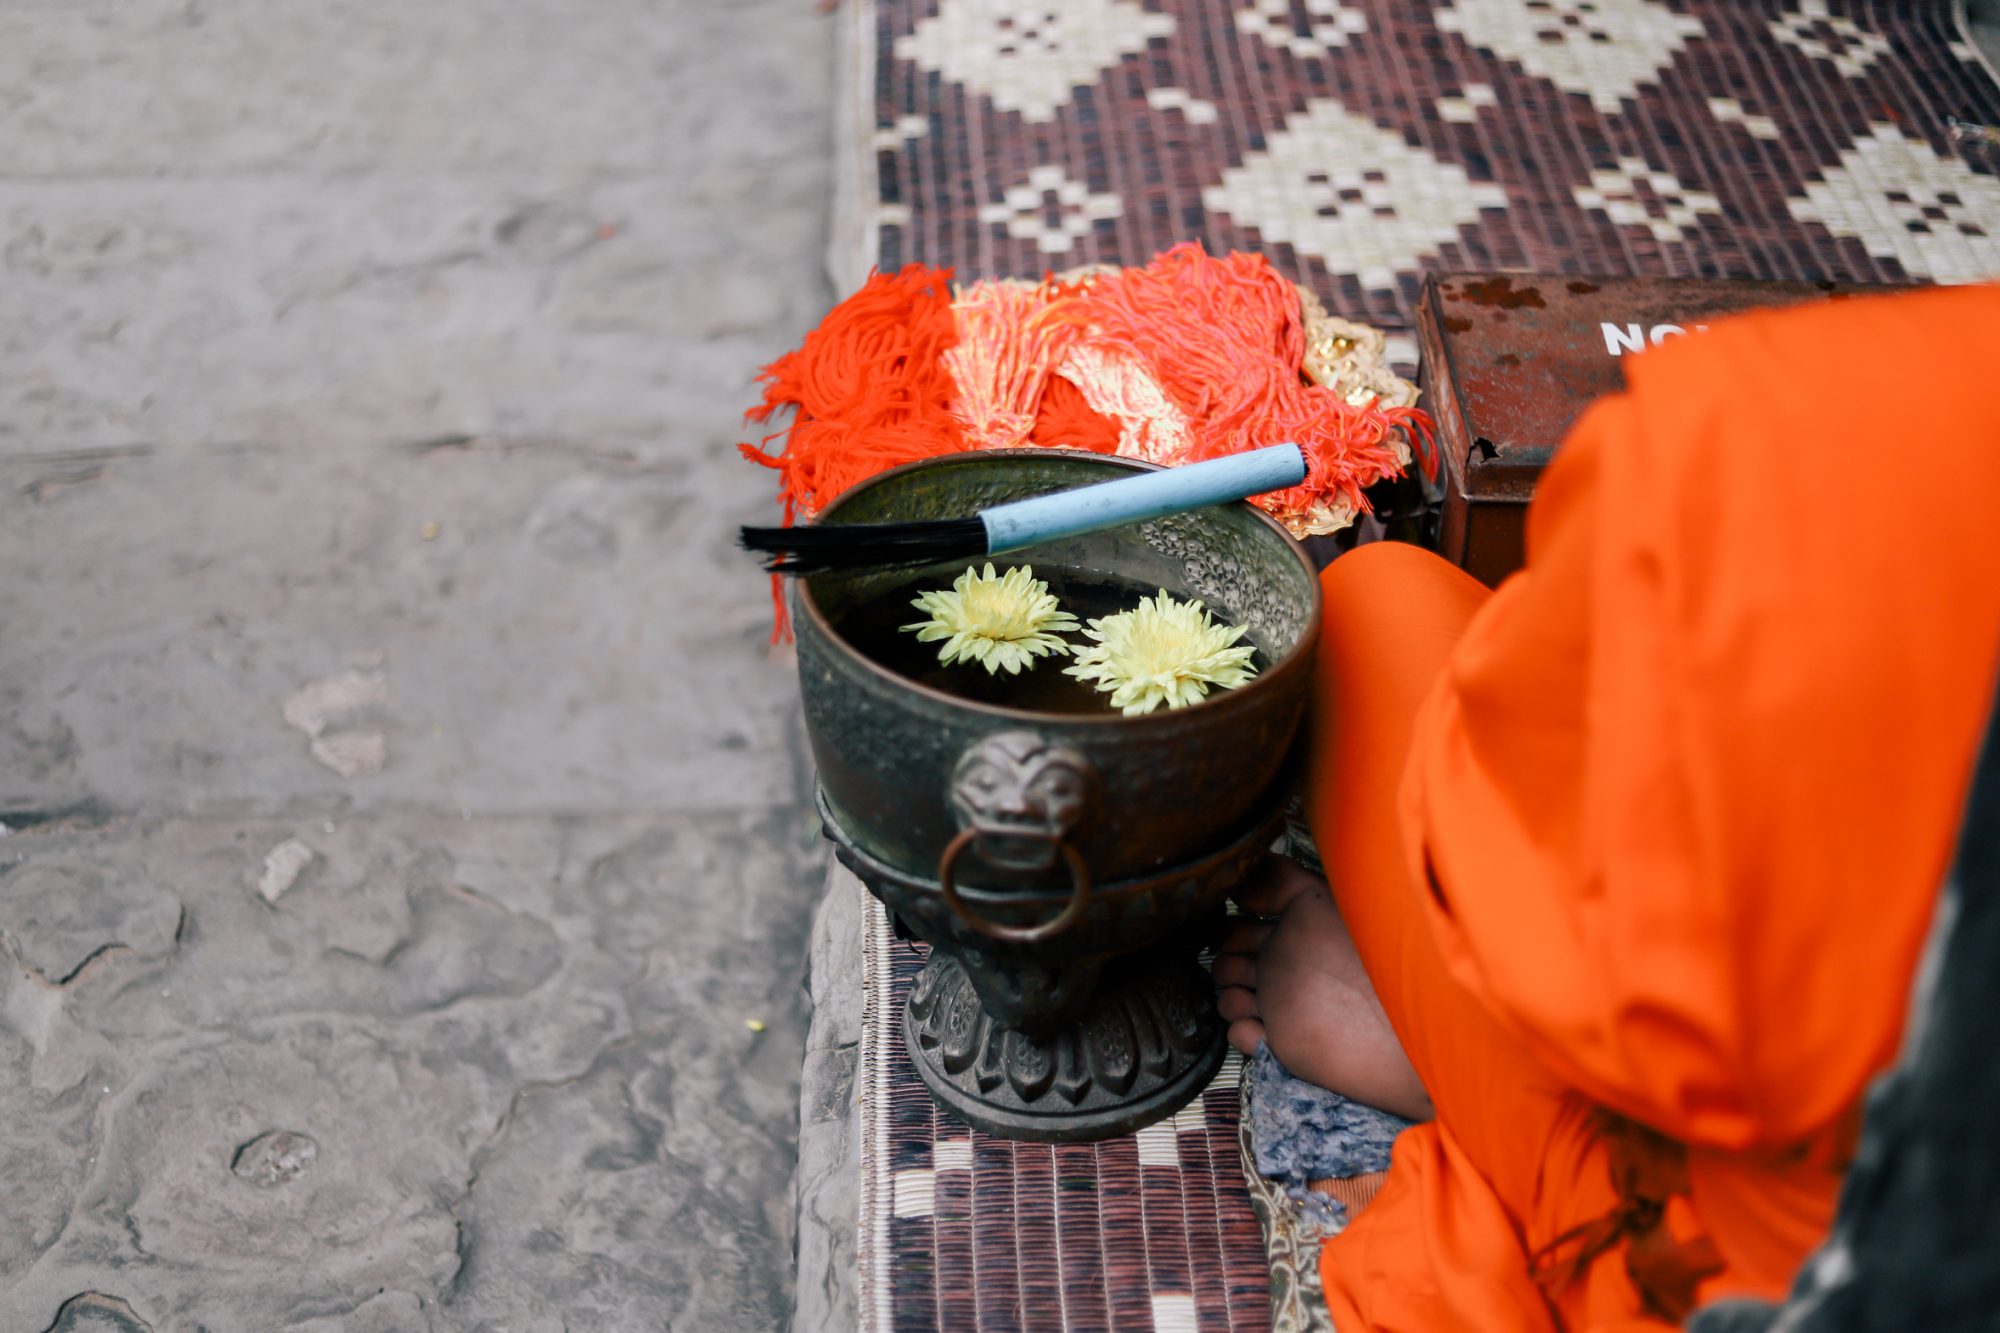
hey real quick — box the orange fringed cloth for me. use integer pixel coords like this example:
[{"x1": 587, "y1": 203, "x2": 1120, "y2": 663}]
[
  {"x1": 740, "y1": 244, "x2": 1435, "y2": 634},
  {"x1": 739, "y1": 264, "x2": 966, "y2": 529}
]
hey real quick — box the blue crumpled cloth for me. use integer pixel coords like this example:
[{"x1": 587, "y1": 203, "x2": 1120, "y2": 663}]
[{"x1": 1249, "y1": 1041, "x2": 1414, "y2": 1227}]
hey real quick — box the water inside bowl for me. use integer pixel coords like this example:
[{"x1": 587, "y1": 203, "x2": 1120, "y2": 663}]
[{"x1": 832, "y1": 564, "x2": 1266, "y2": 716}]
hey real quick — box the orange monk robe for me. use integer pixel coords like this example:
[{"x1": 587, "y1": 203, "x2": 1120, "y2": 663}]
[{"x1": 1306, "y1": 283, "x2": 2000, "y2": 1331}]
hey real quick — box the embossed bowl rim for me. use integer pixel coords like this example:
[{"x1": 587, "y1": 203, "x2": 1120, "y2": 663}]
[{"x1": 795, "y1": 447, "x2": 1324, "y2": 727}]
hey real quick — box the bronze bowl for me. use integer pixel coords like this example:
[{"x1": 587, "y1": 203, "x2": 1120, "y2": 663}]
[{"x1": 795, "y1": 449, "x2": 1321, "y2": 1140}]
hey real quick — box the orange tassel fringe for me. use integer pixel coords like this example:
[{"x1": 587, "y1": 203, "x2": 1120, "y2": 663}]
[
  {"x1": 1052, "y1": 243, "x2": 1436, "y2": 520},
  {"x1": 739, "y1": 264, "x2": 965, "y2": 637},
  {"x1": 944, "y1": 278, "x2": 1083, "y2": 450},
  {"x1": 739, "y1": 264, "x2": 965, "y2": 525},
  {"x1": 1028, "y1": 373, "x2": 1123, "y2": 455}
]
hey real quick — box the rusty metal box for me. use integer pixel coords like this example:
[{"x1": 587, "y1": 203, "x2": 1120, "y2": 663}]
[{"x1": 1418, "y1": 272, "x2": 1902, "y2": 586}]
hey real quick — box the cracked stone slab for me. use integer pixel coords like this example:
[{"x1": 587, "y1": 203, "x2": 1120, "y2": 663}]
[
  {"x1": 20, "y1": 816, "x2": 586, "y2": 1036},
  {"x1": 0, "y1": 853, "x2": 182, "y2": 985},
  {"x1": 0, "y1": 0, "x2": 835, "y2": 1327},
  {"x1": 0, "y1": 810, "x2": 825, "y2": 1328},
  {"x1": 287, "y1": 1290, "x2": 432, "y2": 1332},
  {"x1": 587, "y1": 812, "x2": 828, "y2": 1030},
  {"x1": 39, "y1": 1293, "x2": 156, "y2": 1333},
  {"x1": 0, "y1": 445, "x2": 808, "y2": 816},
  {"x1": 0, "y1": 690, "x2": 93, "y2": 818},
  {"x1": 0, "y1": 999, "x2": 109, "y2": 1295},
  {"x1": 3, "y1": 1020, "x2": 494, "y2": 1331},
  {"x1": 0, "y1": 170, "x2": 827, "y2": 459},
  {"x1": 794, "y1": 863, "x2": 866, "y2": 1333},
  {"x1": 442, "y1": 1026, "x2": 804, "y2": 1331},
  {"x1": 4, "y1": 810, "x2": 822, "y2": 1038},
  {"x1": 0, "y1": 0, "x2": 824, "y2": 180}
]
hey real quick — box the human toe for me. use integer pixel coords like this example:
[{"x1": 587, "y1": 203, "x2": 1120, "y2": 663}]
[
  {"x1": 1226, "y1": 1017, "x2": 1267, "y2": 1057},
  {"x1": 1215, "y1": 985, "x2": 1260, "y2": 1023},
  {"x1": 1211, "y1": 953, "x2": 1257, "y2": 989}
]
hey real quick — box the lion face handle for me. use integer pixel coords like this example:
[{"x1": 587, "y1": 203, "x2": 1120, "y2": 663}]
[
  {"x1": 937, "y1": 731, "x2": 1102, "y2": 946},
  {"x1": 947, "y1": 731, "x2": 1099, "y2": 872}
]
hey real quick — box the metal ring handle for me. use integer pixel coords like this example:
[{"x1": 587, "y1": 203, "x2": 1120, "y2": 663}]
[{"x1": 936, "y1": 829, "x2": 1093, "y2": 945}]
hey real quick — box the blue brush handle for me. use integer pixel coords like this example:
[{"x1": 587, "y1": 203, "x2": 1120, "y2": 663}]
[{"x1": 979, "y1": 444, "x2": 1308, "y2": 554}]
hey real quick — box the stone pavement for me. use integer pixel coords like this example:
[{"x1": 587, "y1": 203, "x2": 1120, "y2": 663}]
[{"x1": 0, "y1": 1, "x2": 836, "y2": 1328}]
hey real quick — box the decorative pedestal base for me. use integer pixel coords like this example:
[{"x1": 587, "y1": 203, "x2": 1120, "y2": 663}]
[
  {"x1": 816, "y1": 776, "x2": 1287, "y2": 1143},
  {"x1": 902, "y1": 945, "x2": 1226, "y2": 1142}
]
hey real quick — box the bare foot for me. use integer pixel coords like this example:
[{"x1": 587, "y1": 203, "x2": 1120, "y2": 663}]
[{"x1": 1214, "y1": 856, "x2": 1435, "y2": 1122}]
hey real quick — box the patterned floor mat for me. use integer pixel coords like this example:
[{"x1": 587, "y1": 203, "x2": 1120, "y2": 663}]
[
  {"x1": 856, "y1": 896, "x2": 1271, "y2": 1333},
  {"x1": 861, "y1": 0, "x2": 2000, "y2": 338},
  {"x1": 843, "y1": 6, "x2": 1999, "y2": 1329}
]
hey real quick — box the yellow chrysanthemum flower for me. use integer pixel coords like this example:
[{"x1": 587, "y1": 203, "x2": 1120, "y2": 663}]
[
  {"x1": 1065, "y1": 590, "x2": 1257, "y2": 715},
  {"x1": 901, "y1": 563, "x2": 1081, "y2": 675}
]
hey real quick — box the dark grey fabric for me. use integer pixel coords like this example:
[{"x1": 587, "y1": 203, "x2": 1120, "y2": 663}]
[{"x1": 1248, "y1": 1042, "x2": 1412, "y2": 1227}]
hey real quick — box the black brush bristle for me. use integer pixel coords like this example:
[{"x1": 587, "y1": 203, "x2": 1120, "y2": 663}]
[{"x1": 739, "y1": 517, "x2": 989, "y2": 574}]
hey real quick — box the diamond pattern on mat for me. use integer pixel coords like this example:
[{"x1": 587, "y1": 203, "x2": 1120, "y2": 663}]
[
  {"x1": 1788, "y1": 124, "x2": 2000, "y2": 282},
  {"x1": 1146, "y1": 85, "x2": 1219, "y2": 124},
  {"x1": 1708, "y1": 96, "x2": 1782, "y2": 141},
  {"x1": 1436, "y1": 0, "x2": 1706, "y2": 114},
  {"x1": 977, "y1": 163, "x2": 1125, "y2": 253},
  {"x1": 1769, "y1": 0, "x2": 1892, "y2": 79},
  {"x1": 1574, "y1": 157, "x2": 1723, "y2": 241},
  {"x1": 1236, "y1": 0, "x2": 1368, "y2": 60},
  {"x1": 871, "y1": 0, "x2": 2000, "y2": 358},
  {"x1": 1203, "y1": 99, "x2": 1507, "y2": 290},
  {"x1": 1437, "y1": 82, "x2": 1500, "y2": 123},
  {"x1": 894, "y1": 0, "x2": 1174, "y2": 123},
  {"x1": 872, "y1": 114, "x2": 931, "y2": 151}
]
